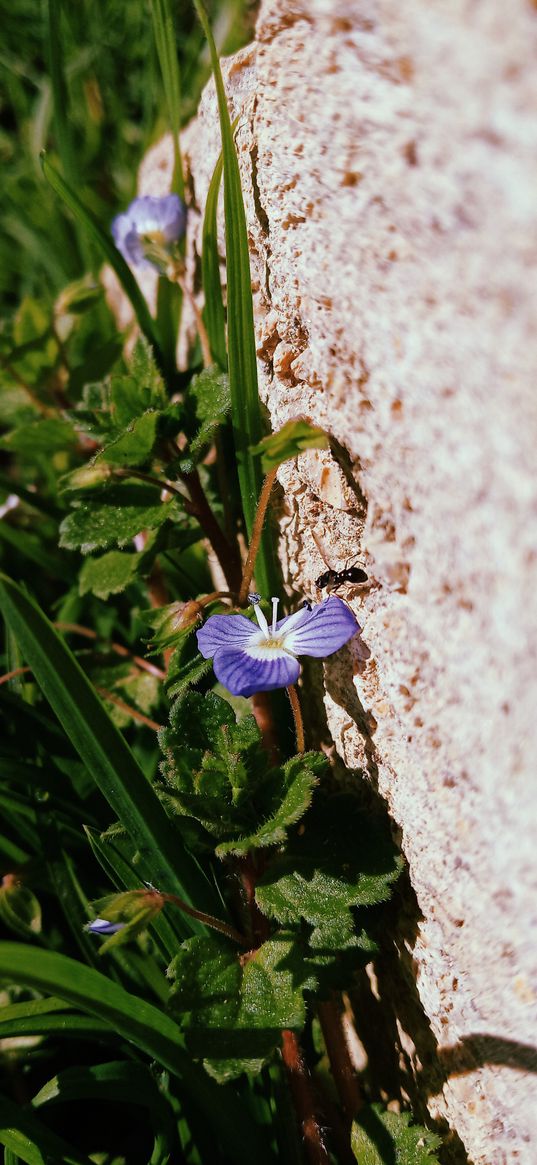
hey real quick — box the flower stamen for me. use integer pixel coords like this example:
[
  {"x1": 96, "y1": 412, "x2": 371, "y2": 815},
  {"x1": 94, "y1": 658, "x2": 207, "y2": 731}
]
[
  {"x1": 271, "y1": 597, "x2": 279, "y2": 635},
  {"x1": 251, "y1": 596, "x2": 270, "y2": 639}
]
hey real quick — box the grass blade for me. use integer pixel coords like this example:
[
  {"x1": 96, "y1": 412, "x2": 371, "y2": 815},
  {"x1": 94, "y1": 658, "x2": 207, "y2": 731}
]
[
  {"x1": 192, "y1": 0, "x2": 279, "y2": 595},
  {"x1": 0, "y1": 572, "x2": 219, "y2": 923},
  {"x1": 40, "y1": 154, "x2": 163, "y2": 361},
  {"x1": 201, "y1": 146, "x2": 227, "y2": 369},
  {"x1": 0, "y1": 944, "x2": 278, "y2": 1165},
  {"x1": 0, "y1": 1093, "x2": 90, "y2": 1165},
  {"x1": 46, "y1": 0, "x2": 76, "y2": 191},
  {"x1": 150, "y1": 0, "x2": 184, "y2": 199},
  {"x1": 0, "y1": 943, "x2": 187, "y2": 1075}
]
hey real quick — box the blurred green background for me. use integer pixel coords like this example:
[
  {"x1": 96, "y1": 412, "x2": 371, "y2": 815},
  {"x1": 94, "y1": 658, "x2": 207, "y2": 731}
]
[{"x1": 0, "y1": 0, "x2": 255, "y2": 313}]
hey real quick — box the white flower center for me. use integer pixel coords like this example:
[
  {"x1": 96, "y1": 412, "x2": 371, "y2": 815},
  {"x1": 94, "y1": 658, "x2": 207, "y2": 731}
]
[{"x1": 249, "y1": 597, "x2": 293, "y2": 656}]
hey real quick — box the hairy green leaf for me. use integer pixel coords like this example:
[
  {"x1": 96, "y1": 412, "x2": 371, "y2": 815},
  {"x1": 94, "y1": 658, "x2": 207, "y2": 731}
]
[
  {"x1": 78, "y1": 549, "x2": 145, "y2": 599},
  {"x1": 351, "y1": 1106, "x2": 442, "y2": 1165},
  {"x1": 166, "y1": 634, "x2": 212, "y2": 700},
  {"x1": 215, "y1": 753, "x2": 322, "y2": 857},
  {"x1": 168, "y1": 931, "x2": 317, "y2": 1079},
  {"x1": 97, "y1": 409, "x2": 162, "y2": 466},
  {"x1": 60, "y1": 482, "x2": 179, "y2": 553},
  {"x1": 111, "y1": 337, "x2": 168, "y2": 426},
  {"x1": 256, "y1": 795, "x2": 403, "y2": 948},
  {"x1": 188, "y1": 364, "x2": 230, "y2": 458},
  {"x1": 251, "y1": 419, "x2": 330, "y2": 474},
  {"x1": 160, "y1": 690, "x2": 324, "y2": 848}
]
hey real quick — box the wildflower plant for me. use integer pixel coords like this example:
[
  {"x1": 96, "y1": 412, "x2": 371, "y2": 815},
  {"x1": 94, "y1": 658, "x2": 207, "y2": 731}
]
[{"x1": 0, "y1": 2, "x2": 442, "y2": 1164}]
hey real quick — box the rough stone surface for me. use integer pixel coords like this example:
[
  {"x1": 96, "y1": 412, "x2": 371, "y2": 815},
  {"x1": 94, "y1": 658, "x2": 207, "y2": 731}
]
[{"x1": 138, "y1": 2, "x2": 537, "y2": 1161}]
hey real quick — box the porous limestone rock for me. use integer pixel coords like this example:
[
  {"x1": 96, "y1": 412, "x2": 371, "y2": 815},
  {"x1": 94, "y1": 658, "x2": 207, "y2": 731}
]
[{"x1": 138, "y1": 2, "x2": 537, "y2": 1161}]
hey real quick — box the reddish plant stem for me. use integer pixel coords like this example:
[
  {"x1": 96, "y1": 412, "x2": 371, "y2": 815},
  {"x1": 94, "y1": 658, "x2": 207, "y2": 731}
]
[
  {"x1": 317, "y1": 997, "x2": 364, "y2": 1123},
  {"x1": 95, "y1": 687, "x2": 163, "y2": 732},
  {"x1": 177, "y1": 464, "x2": 242, "y2": 593},
  {"x1": 0, "y1": 666, "x2": 31, "y2": 687},
  {"x1": 115, "y1": 464, "x2": 241, "y2": 595},
  {"x1": 172, "y1": 270, "x2": 213, "y2": 370},
  {"x1": 55, "y1": 622, "x2": 166, "y2": 678},
  {"x1": 286, "y1": 685, "x2": 305, "y2": 753},
  {"x1": 163, "y1": 892, "x2": 249, "y2": 948},
  {"x1": 238, "y1": 466, "x2": 278, "y2": 604},
  {"x1": 251, "y1": 690, "x2": 280, "y2": 766},
  {"x1": 239, "y1": 853, "x2": 270, "y2": 947},
  {"x1": 281, "y1": 1030, "x2": 331, "y2": 1165}
]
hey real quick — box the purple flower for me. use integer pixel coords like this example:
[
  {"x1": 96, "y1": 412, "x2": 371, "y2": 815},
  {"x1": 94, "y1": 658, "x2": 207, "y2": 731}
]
[
  {"x1": 85, "y1": 918, "x2": 126, "y2": 935},
  {"x1": 111, "y1": 194, "x2": 186, "y2": 270},
  {"x1": 196, "y1": 594, "x2": 360, "y2": 697}
]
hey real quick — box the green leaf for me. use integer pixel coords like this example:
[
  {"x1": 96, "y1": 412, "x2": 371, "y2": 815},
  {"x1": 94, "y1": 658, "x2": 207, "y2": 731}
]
[
  {"x1": 215, "y1": 753, "x2": 322, "y2": 857},
  {"x1": 0, "y1": 1093, "x2": 91, "y2": 1165},
  {"x1": 201, "y1": 147, "x2": 226, "y2": 369},
  {"x1": 188, "y1": 364, "x2": 230, "y2": 458},
  {"x1": 168, "y1": 931, "x2": 317, "y2": 1079},
  {"x1": 160, "y1": 691, "x2": 321, "y2": 848},
  {"x1": 0, "y1": 573, "x2": 221, "y2": 920},
  {"x1": 251, "y1": 419, "x2": 329, "y2": 474},
  {"x1": 192, "y1": 0, "x2": 278, "y2": 595},
  {"x1": 256, "y1": 795, "x2": 403, "y2": 948},
  {"x1": 166, "y1": 634, "x2": 212, "y2": 700},
  {"x1": 78, "y1": 548, "x2": 144, "y2": 599},
  {"x1": 159, "y1": 689, "x2": 258, "y2": 834},
  {"x1": 8, "y1": 297, "x2": 58, "y2": 384},
  {"x1": 0, "y1": 879, "x2": 42, "y2": 939},
  {"x1": 40, "y1": 155, "x2": 163, "y2": 360},
  {"x1": 59, "y1": 482, "x2": 179, "y2": 553},
  {"x1": 46, "y1": 0, "x2": 77, "y2": 191},
  {"x1": 0, "y1": 945, "x2": 277, "y2": 1165},
  {"x1": 111, "y1": 337, "x2": 168, "y2": 426},
  {"x1": 97, "y1": 409, "x2": 162, "y2": 466},
  {"x1": 351, "y1": 1106, "x2": 442, "y2": 1165},
  {"x1": 1, "y1": 418, "x2": 76, "y2": 455}
]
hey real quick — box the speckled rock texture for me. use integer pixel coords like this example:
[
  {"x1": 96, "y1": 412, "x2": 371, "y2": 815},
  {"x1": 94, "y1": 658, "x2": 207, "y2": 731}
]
[{"x1": 137, "y1": 2, "x2": 537, "y2": 1161}]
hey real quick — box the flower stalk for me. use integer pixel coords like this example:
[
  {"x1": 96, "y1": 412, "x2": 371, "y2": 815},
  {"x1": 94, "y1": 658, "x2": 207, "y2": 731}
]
[{"x1": 238, "y1": 467, "x2": 278, "y2": 605}]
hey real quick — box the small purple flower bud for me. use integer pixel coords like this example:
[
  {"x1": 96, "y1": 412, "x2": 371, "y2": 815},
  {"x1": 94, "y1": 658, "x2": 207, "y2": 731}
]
[{"x1": 85, "y1": 918, "x2": 126, "y2": 935}]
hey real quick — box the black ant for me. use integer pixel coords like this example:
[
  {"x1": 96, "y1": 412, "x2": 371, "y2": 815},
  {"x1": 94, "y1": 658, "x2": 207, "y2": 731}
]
[
  {"x1": 308, "y1": 531, "x2": 368, "y2": 597},
  {"x1": 315, "y1": 564, "x2": 368, "y2": 591}
]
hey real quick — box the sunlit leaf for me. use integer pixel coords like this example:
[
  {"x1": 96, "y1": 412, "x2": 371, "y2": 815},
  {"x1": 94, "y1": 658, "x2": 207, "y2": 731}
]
[
  {"x1": 351, "y1": 1106, "x2": 442, "y2": 1165},
  {"x1": 251, "y1": 418, "x2": 329, "y2": 474}
]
